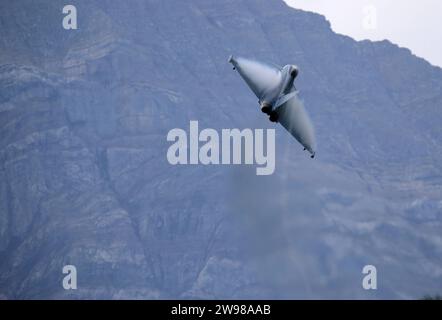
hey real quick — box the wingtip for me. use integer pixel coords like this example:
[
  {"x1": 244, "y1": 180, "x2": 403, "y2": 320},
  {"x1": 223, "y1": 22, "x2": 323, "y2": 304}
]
[{"x1": 228, "y1": 55, "x2": 234, "y2": 63}]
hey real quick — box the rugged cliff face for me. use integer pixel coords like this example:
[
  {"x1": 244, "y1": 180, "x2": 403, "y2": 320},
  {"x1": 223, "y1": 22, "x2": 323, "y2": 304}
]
[{"x1": 0, "y1": 0, "x2": 441, "y2": 299}]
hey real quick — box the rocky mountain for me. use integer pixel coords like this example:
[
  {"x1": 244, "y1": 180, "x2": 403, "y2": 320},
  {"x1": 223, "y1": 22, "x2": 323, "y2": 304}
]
[{"x1": 0, "y1": 0, "x2": 441, "y2": 299}]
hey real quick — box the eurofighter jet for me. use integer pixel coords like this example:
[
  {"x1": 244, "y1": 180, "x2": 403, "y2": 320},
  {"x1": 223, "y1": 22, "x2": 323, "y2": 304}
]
[{"x1": 228, "y1": 55, "x2": 316, "y2": 158}]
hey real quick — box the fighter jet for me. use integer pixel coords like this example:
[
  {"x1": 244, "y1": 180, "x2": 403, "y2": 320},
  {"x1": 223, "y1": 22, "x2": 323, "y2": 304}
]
[{"x1": 228, "y1": 55, "x2": 316, "y2": 158}]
